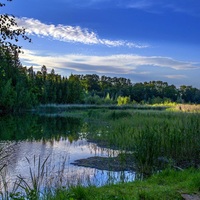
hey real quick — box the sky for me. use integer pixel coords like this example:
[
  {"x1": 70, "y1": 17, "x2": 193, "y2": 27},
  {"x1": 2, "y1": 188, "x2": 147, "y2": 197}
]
[{"x1": 1, "y1": 0, "x2": 200, "y2": 88}]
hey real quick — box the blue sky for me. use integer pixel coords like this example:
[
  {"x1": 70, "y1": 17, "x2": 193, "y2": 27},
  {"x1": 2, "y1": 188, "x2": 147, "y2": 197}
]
[{"x1": 2, "y1": 0, "x2": 200, "y2": 87}]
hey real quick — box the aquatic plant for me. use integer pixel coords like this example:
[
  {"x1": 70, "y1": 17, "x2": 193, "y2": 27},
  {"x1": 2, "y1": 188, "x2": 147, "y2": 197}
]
[{"x1": 88, "y1": 110, "x2": 200, "y2": 174}]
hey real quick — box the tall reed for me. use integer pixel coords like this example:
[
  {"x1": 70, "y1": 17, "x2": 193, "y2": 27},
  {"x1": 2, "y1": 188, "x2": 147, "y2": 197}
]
[
  {"x1": 88, "y1": 110, "x2": 200, "y2": 174},
  {"x1": 8, "y1": 155, "x2": 50, "y2": 199}
]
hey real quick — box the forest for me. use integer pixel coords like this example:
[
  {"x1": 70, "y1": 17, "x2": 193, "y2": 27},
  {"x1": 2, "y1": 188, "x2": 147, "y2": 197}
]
[{"x1": 1, "y1": 48, "x2": 200, "y2": 114}]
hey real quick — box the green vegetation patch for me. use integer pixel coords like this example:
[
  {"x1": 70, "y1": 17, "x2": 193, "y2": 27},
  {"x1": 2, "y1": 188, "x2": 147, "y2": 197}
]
[
  {"x1": 86, "y1": 110, "x2": 200, "y2": 174},
  {"x1": 49, "y1": 168, "x2": 200, "y2": 200}
]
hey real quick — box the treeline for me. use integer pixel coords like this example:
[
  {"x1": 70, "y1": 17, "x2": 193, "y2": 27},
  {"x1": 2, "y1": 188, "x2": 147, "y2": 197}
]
[
  {"x1": 1, "y1": 48, "x2": 200, "y2": 113},
  {"x1": 71, "y1": 74, "x2": 200, "y2": 105},
  {"x1": 0, "y1": 48, "x2": 83, "y2": 113}
]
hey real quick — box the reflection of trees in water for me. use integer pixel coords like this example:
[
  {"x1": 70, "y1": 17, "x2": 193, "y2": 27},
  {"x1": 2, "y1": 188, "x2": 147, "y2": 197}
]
[
  {"x1": 87, "y1": 143, "x2": 118, "y2": 157},
  {"x1": 0, "y1": 114, "x2": 114, "y2": 173},
  {"x1": 0, "y1": 142, "x2": 18, "y2": 171},
  {"x1": 0, "y1": 115, "x2": 83, "y2": 142}
]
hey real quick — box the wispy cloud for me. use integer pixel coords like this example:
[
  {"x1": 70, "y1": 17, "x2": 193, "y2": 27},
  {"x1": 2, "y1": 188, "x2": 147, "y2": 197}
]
[
  {"x1": 126, "y1": 0, "x2": 153, "y2": 10},
  {"x1": 124, "y1": 0, "x2": 200, "y2": 16},
  {"x1": 140, "y1": 56, "x2": 199, "y2": 70},
  {"x1": 165, "y1": 75, "x2": 187, "y2": 79},
  {"x1": 20, "y1": 50, "x2": 200, "y2": 74},
  {"x1": 16, "y1": 17, "x2": 147, "y2": 48},
  {"x1": 57, "y1": 0, "x2": 115, "y2": 8}
]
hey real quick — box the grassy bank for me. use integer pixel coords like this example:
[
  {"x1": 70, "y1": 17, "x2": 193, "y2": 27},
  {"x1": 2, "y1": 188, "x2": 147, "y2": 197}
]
[
  {"x1": 1, "y1": 166, "x2": 199, "y2": 199},
  {"x1": 47, "y1": 168, "x2": 200, "y2": 200}
]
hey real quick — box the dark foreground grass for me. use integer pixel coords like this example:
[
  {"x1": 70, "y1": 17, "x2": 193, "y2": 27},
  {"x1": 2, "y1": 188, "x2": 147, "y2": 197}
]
[{"x1": 47, "y1": 168, "x2": 200, "y2": 200}]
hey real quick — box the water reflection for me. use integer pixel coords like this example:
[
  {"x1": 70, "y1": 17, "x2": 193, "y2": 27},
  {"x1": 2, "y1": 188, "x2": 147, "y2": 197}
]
[
  {"x1": 0, "y1": 114, "x2": 135, "y2": 189},
  {"x1": 0, "y1": 114, "x2": 82, "y2": 142}
]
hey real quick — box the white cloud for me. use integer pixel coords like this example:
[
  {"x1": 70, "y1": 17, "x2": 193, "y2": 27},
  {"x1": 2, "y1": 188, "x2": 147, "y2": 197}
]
[
  {"x1": 16, "y1": 17, "x2": 147, "y2": 48},
  {"x1": 139, "y1": 56, "x2": 199, "y2": 70},
  {"x1": 165, "y1": 75, "x2": 187, "y2": 79},
  {"x1": 20, "y1": 50, "x2": 200, "y2": 75}
]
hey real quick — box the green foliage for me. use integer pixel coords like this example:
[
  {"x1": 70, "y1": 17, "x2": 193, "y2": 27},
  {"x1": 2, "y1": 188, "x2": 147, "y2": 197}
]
[
  {"x1": 104, "y1": 93, "x2": 113, "y2": 104},
  {"x1": 117, "y1": 96, "x2": 130, "y2": 106},
  {"x1": 0, "y1": 47, "x2": 38, "y2": 113},
  {"x1": 84, "y1": 94, "x2": 103, "y2": 105},
  {"x1": 0, "y1": 0, "x2": 31, "y2": 52},
  {"x1": 67, "y1": 75, "x2": 84, "y2": 103},
  {"x1": 0, "y1": 79, "x2": 16, "y2": 112}
]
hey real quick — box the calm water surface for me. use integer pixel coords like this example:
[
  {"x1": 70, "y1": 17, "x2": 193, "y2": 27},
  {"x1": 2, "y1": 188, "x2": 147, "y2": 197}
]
[{"x1": 0, "y1": 114, "x2": 135, "y2": 189}]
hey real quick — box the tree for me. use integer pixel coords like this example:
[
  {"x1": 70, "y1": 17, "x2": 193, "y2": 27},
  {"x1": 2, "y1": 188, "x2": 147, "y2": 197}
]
[
  {"x1": 80, "y1": 74, "x2": 101, "y2": 93},
  {"x1": 179, "y1": 85, "x2": 200, "y2": 103},
  {"x1": 0, "y1": 79, "x2": 16, "y2": 112},
  {"x1": 67, "y1": 75, "x2": 84, "y2": 103},
  {"x1": 41, "y1": 65, "x2": 47, "y2": 77},
  {"x1": 0, "y1": 0, "x2": 31, "y2": 52},
  {"x1": 0, "y1": 1, "x2": 34, "y2": 113},
  {"x1": 117, "y1": 96, "x2": 130, "y2": 106}
]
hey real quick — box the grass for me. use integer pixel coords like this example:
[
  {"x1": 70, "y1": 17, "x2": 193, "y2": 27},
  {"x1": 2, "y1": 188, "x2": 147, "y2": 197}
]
[
  {"x1": 0, "y1": 155, "x2": 69, "y2": 200},
  {"x1": 0, "y1": 147, "x2": 7, "y2": 173},
  {"x1": 86, "y1": 110, "x2": 200, "y2": 174},
  {"x1": 48, "y1": 168, "x2": 200, "y2": 200},
  {"x1": 0, "y1": 155, "x2": 49, "y2": 200},
  {"x1": 169, "y1": 104, "x2": 200, "y2": 112},
  {"x1": 37, "y1": 104, "x2": 168, "y2": 115},
  {"x1": 14, "y1": 156, "x2": 50, "y2": 199}
]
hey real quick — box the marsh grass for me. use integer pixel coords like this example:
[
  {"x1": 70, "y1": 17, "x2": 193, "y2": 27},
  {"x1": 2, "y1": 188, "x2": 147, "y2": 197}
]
[
  {"x1": 107, "y1": 110, "x2": 132, "y2": 120},
  {"x1": 8, "y1": 155, "x2": 50, "y2": 199},
  {"x1": 0, "y1": 155, "x2": 69, "y2": 199},
  {"x1": 88, "y1": 110, "x2": 200, "y2": 174},
  {"x1": 0, "y1": 151, "x2": 7, "y2": 173},
  {"x1": 0, "y1": 143, "x2": 14, "y2": 172},
  {"x1": 0, "y1": 153, "x2": 101, "y2": 199}
]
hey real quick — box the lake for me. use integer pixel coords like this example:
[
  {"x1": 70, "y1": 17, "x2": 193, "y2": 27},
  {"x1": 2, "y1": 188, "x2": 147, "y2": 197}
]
[{"x1": 0, "y1": 114, "x2": 135, "y2": 192}]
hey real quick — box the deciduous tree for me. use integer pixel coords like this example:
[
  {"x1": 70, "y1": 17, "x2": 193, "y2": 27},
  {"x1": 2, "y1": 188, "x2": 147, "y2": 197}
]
[{"x1": 0, "y1": 0, "x2": 31, "y2": 52}]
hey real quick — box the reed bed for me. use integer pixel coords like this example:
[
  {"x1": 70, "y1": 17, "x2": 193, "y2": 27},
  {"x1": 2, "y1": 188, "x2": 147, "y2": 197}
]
[{"x1": 88, "y1": 110, "x2": 200, "y2": 174}]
